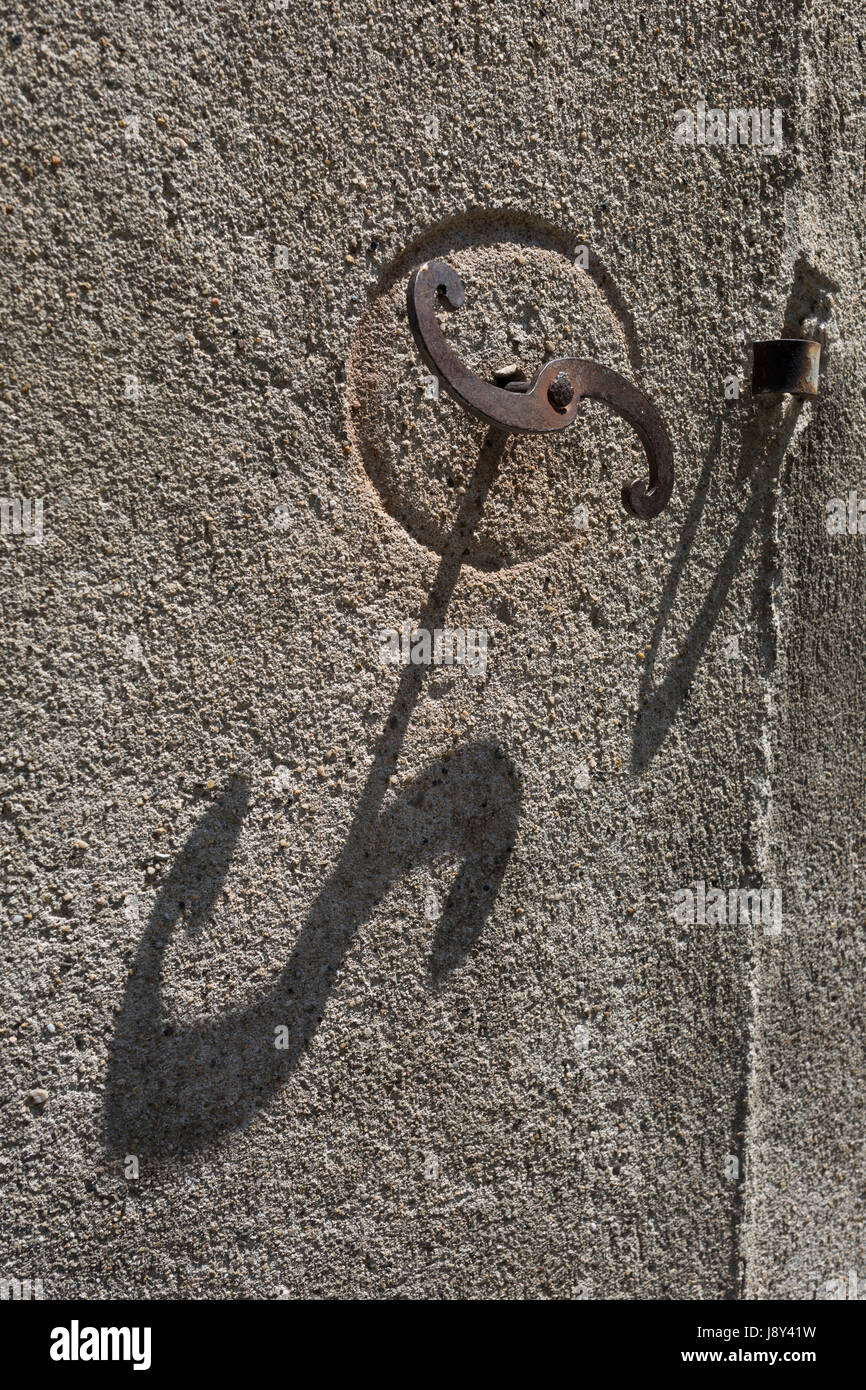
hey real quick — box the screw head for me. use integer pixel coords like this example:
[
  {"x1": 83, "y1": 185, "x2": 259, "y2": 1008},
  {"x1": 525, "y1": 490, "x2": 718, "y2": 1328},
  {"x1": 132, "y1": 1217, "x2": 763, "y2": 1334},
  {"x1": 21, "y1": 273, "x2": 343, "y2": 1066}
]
[{"x1": 547, "y1": 371, "x2": 574, "y2": 411}]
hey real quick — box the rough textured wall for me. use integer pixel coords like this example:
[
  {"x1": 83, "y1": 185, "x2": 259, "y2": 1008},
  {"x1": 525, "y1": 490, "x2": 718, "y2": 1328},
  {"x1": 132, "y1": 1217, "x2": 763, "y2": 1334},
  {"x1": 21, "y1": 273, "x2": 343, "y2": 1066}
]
[
  {"x1": 0, "y1": 0, "x2": 861, "y2": 1299},
  {"x1": 742, "y1": 1, "x2": 866, "y2": 1299}
]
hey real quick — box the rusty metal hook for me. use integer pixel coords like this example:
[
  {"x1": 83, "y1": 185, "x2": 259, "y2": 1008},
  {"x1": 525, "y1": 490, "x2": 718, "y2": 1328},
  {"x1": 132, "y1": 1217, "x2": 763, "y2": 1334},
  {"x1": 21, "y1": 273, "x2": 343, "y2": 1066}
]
[
  {"x1": 408, "y1": 258, "x2": 674, "y2": 519},
  {"x1": 751, "y1": 339, "x2": 821, "y2": 398}
]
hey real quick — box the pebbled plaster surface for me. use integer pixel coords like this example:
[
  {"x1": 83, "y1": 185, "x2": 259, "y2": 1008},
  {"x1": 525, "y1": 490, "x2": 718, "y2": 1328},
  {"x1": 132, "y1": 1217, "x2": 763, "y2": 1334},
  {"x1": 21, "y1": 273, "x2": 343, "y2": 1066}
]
[{"x1": 0, "y1": 1, "x2": 862, "y2": 1299}]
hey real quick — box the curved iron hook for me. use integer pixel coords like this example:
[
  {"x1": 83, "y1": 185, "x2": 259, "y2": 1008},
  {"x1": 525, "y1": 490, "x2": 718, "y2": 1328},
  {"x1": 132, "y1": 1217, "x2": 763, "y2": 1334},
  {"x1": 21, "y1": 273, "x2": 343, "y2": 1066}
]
[{"x1": 407, "y1": 258, "x2": 674, "y2": 519}]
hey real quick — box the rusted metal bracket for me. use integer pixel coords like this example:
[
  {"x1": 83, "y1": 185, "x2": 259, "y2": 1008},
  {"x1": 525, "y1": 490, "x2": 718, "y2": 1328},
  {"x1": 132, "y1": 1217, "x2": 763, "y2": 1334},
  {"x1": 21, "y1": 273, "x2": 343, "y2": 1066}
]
[
  {"x1": 407, "y1": 258, "x2": 674, "y2": 519},
  {"x1": 751, "y1": 339, "x2": 821, "y2": 398}
]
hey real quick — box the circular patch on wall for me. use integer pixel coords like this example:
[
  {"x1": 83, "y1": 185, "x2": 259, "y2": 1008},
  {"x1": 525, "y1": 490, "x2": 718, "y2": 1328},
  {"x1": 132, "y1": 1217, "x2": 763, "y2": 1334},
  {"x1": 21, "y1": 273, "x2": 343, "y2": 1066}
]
[{"x1": 348, "y1": 217, "x2": 645, "y2": 571}]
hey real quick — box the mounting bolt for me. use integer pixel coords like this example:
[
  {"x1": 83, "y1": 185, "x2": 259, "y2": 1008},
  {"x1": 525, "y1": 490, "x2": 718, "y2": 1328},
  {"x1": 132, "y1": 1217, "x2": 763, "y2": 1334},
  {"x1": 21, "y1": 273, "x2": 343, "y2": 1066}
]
[{"x1": 547, "y1": 371, "x2": 574, "y2": 411}]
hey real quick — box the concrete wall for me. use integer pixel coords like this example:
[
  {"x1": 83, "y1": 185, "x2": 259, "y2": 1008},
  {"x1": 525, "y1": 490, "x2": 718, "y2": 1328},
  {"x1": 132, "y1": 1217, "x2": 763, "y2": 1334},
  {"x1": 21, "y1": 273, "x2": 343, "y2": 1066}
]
[{"x1": 1, "y1": 0, "x2": 862, "y2": 1299}]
